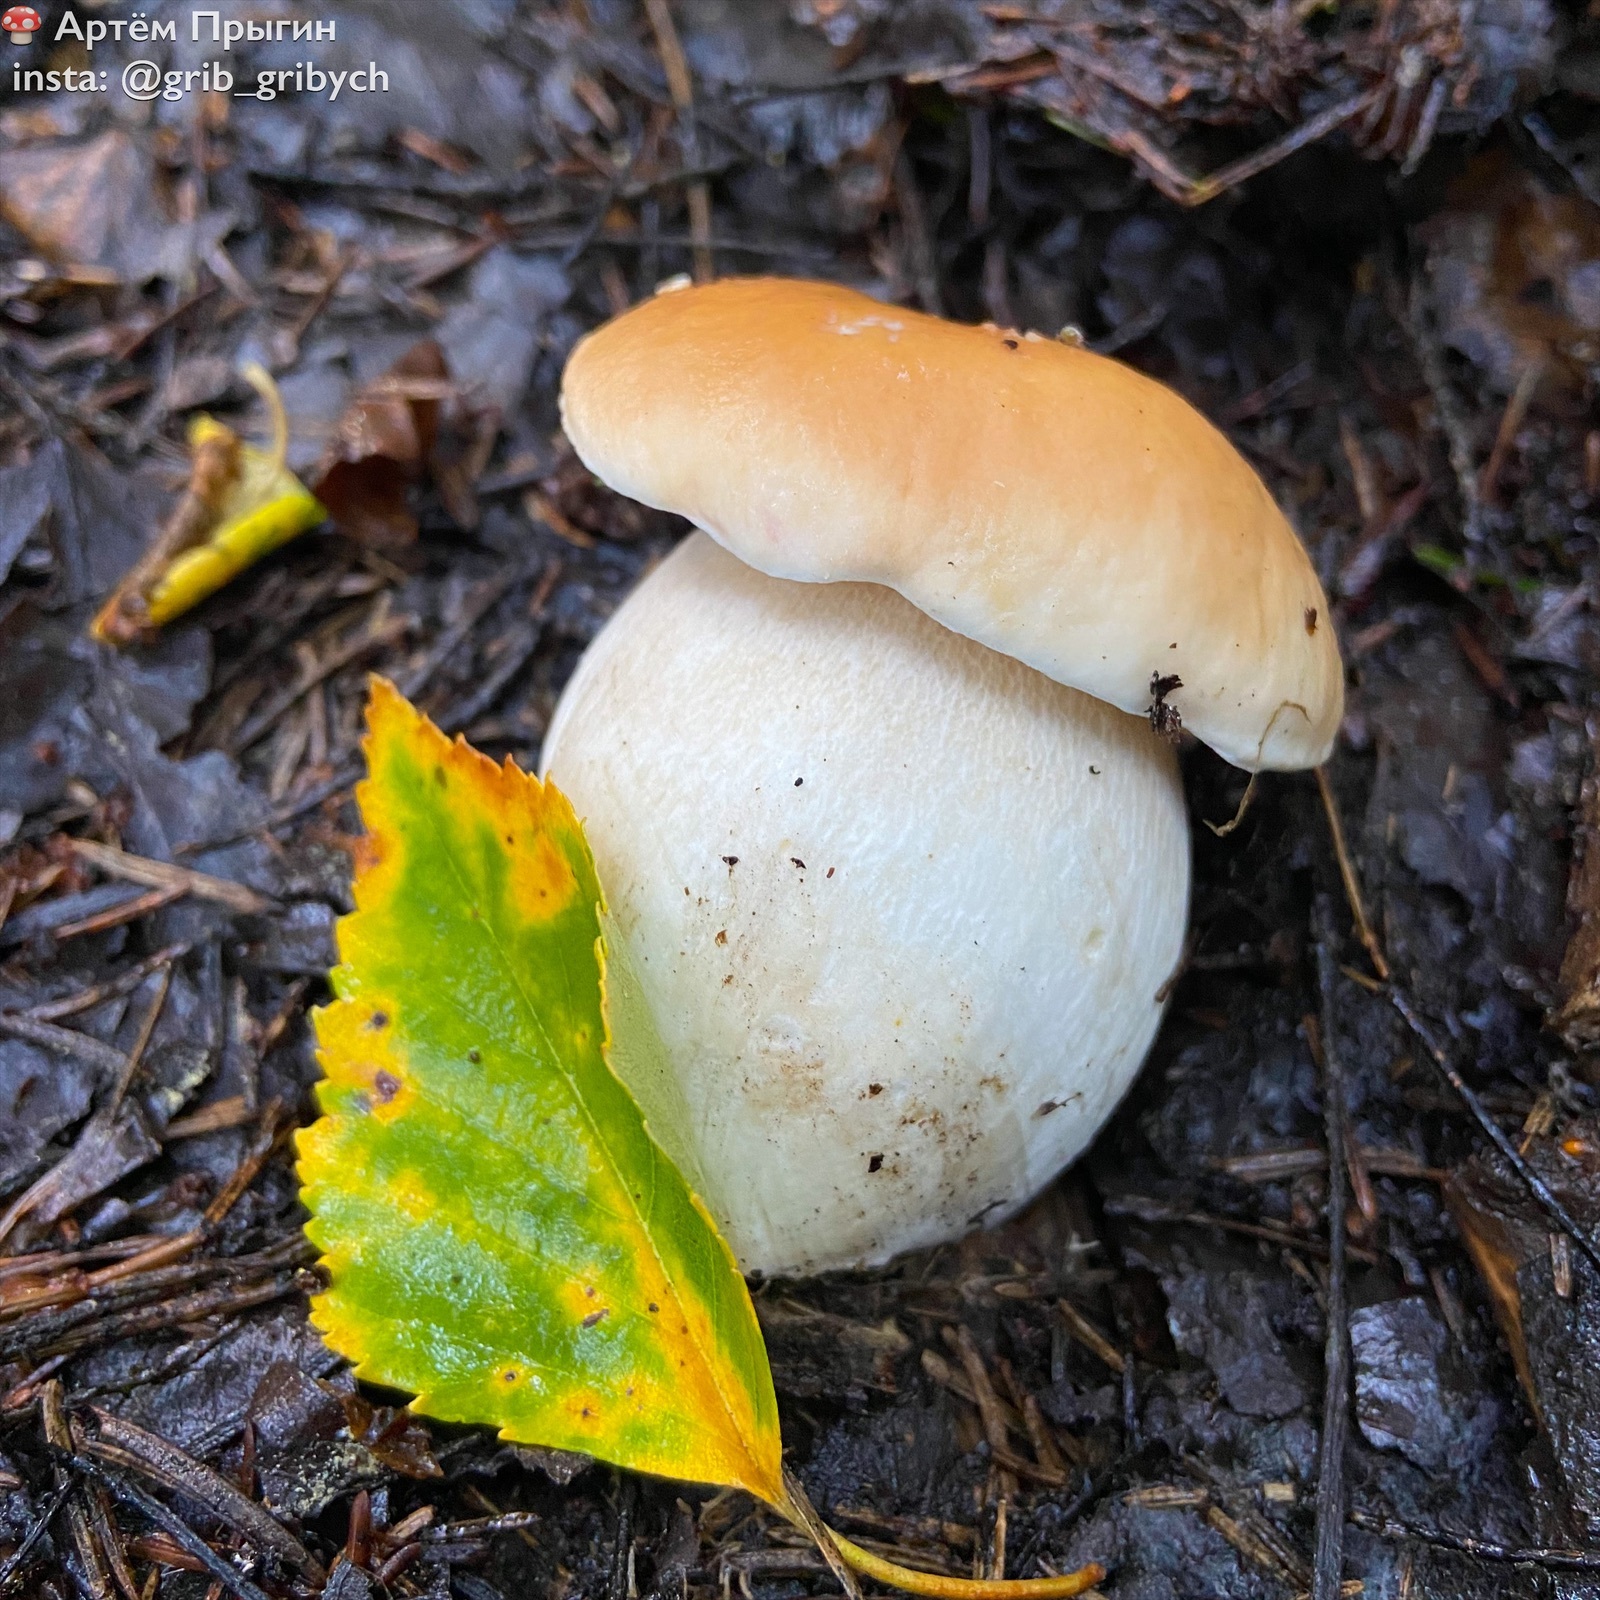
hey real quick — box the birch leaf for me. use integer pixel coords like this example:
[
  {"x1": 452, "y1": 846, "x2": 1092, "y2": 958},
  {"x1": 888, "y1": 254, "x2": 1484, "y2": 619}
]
[
  {"x1": 298, "y1": 680, "x2": 1108, "y2": 1600},
  {"x1": 298, "y1": 679, "x2": 784, "y2": 1503}
]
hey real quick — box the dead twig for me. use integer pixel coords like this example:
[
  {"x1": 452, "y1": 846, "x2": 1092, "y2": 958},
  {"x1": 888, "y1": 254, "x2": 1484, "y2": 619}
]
[
  {"x1": 6, "y1": 1102, "x2": 292, "y2": 1318},
  {"x1": 1216, "y1": 1144, "x2": 1446, "y2": 1185},
  {"x1": 0, "y1": 1013, "x2": 129, "y2": 1078},
  {"x1": 0, "y1": 1476, "x2": 76, "y2": 1593},
  {"x1": 0, "y1": 965, "x2": 174, "y2": 1249},
  {"x1": 1054, "y1": 1299, "x2": 1124, "y2": 1375},
  {"x1": 948, "y1": 1325, "x2": 1018, "y2": 1499},
  {"x1": 1315, "y1": 766, "x2": 1389, "y2": 980},
  {"x1": 1349, "y1": 1508, "x2": 1600, "y2": 1571},
  {"x1": 164, "y1": 1095, "x2": 255, "y2": 1140},
  {"x1": 1102, "y1": 1196, "x2": 1381, "y2": 1265},
  {"x1": 67, "y1": 840, "x2": 271, "y2": 918},
  {"x1": 106, "y1": 961, "x2": 172, "y2": 1119},
  {"x1": 25, "y1": 944, "x2": 191, "y2": 1023},
  {"x1": 53, "y1": 885, "x2": 186, "y2": 942},
  {"x1": 921, "y1": 1349, "x2": 1022, "y2": 1430},
  {"x1": 397, "y1": 566, "x2": 527, "y2": 704},
  {"x1": 829, "y1": 1507, "x2": 976, "y2": 1554},
  {"x1": 1119, "y1": 91, "x2": 1376, "y2": 208},
  {"x1": 1390, "y1": 988, "x2": 1600, "y2": 1278},
  {"x1": 83, "y1": 1410, "x2": 324, "y2": 1584},
  {"x1": 41, "y1": 1381, "x2": 115, "y2": 1600},
  {"x1": 780, "y1": 1467, "x2": 865, "y2": 1600},
  {"x1": 1478, "y1": 359, "x2": 1544, "y2": 506},
  {"x1": 67, "y1": 1455, "x2": 273, "y2": 1600},
  {"x1": 1310, "y1": 900, "x2": 1350, "y2": 1600},
  {"x1": 230, "y1": 605, "x2": 408, "y2": 754},
  {"x1": 423, "y1": 1511, "x2": 540, "y2": 1543},
  {"x1": 642, "y1": 0, "x2": 713, "y2": 284},
  {"x1": 1207, "y1": 1504, "x2": 1297, "y2": 1584},
  {"x1": 4, "y1": 1256, "x2": 314, "y2": 1366}
]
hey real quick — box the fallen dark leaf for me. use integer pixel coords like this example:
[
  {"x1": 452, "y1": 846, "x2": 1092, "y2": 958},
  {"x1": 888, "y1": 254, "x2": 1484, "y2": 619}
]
[
  {"x1": 0, "y1": 129, "x2": 232, "y2": 285},
  {"x1": 1349, "y1": 1297, "x2": 1500, "y2": 1473},
  {"x1": 1423, "y1": 151, "x2": 1600, "y2": 406},
  {"x1": 310, "y1": 339, "x2": 450, "y2": 550},
  {"x1": 340, "y1": 1393, "x2": 442, "y2": 1480}
]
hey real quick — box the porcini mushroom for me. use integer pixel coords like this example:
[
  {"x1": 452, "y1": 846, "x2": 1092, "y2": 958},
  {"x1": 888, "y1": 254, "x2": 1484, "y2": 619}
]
[
  {"x1": 2, "y1": 6, "x2": 39, "y2": 43},
  {"x1": 543, "y1": 276, "x2": 1342, "y2": 1277}
]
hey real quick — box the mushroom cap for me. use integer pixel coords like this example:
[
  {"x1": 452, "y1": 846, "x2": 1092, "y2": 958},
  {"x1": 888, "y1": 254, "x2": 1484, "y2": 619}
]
[
  {"x1": 542, "y1": 534, "x2": 1189, "y2": 1276},
  {"x1": 561, "y1": 276, "x2": 1343, "y2": 773}
]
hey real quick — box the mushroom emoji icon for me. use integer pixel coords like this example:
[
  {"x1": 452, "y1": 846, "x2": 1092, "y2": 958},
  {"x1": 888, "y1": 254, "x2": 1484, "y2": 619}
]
[{"x1": 2, "y1": 7, "x2": 40, "y2": 43}]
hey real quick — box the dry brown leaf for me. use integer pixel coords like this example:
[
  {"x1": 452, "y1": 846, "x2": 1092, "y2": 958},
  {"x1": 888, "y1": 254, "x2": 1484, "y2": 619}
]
[
  {"x1": 309, "y1": 339, "x2": 450, "y2": 549},
  {"x1": 1424, "y1": 151, "x2": 1600, "y2": 406}
]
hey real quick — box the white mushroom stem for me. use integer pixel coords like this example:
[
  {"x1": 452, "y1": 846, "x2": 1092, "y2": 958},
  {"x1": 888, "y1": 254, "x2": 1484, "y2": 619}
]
[{"x1": 542, "y1": 534, "x2": 1190, "y2": 1277}]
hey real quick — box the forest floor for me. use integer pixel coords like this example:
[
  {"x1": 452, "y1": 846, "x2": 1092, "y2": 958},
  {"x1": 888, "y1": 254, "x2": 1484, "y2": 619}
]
[{"x1": 1, "y1": 1, "x2": 1599, "y2": 1596}]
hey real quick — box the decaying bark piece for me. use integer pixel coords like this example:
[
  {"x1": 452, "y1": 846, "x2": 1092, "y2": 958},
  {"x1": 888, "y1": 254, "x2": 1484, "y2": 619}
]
[
  {"x1": 1552, "y1": 725, "x2": 1600, "y2": 1049},
  {"x1": 1446, "y1": 1121, "x2": 1600, "y2": 1540}
]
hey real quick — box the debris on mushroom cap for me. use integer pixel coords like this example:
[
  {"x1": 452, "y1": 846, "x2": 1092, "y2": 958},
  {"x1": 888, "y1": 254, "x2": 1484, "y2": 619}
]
[{"x1": 561, "y1": 276, "x2": 1345, "y2": 774}]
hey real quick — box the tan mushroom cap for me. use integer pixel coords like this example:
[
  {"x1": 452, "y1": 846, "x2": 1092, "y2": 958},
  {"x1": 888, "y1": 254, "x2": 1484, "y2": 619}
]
[{"x1": 561, "y1": 276, "x2": 1343, "y2": 772}]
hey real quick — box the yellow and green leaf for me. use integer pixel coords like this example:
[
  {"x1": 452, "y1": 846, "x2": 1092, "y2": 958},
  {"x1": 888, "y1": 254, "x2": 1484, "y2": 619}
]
[
  {"x1": 298, "y1": 679, "x2": 783, "y2": 1503},
  {"x1": 299, "y1": 681, "x2": 1107, "y2": 1600}
]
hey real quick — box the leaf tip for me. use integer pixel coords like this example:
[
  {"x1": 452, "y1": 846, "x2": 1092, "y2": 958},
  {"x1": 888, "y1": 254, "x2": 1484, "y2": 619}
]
[{"x1": 362, "y1": 672, "x2": 414, "y2": 746}]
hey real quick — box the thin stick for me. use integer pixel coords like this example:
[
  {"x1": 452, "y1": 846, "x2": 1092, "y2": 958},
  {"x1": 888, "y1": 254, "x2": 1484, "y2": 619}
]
[
  {"x1": 229, "y1": 610, "x2": 408, "y2": 754},
  {"x1": 1054, "y1": 1299, "x2": 1124, "y2": 1374},
  {"x1": 67, "y1": 1456, "x2": 273, "y2": 1600},
  {"x1": 67, "y1": 840, "x2": 271, "y2": 918},
  {"x1": 26, "y1": 944, "x2": 191, "y2": 1022},
  {"x1": 86, "y1": 1408, "x2": 323, "y2": 1582},
  {"x1": 1101, "y1": 1196, "x2": 1380, "y2": 1265},
  {"x1": 1350, "y1": 1508, "x2": 1600, "y2": 1570},
  {"x1": 1391, "y1": 987, "x2": 1600, "y2": 1277},
  {"x1": 41, "y1": 1380, "x2": 115, "y2": 1600},
  {"x1": 642, "y1": 0, "x2": 713, "y2": 284},
  {"x1": 1478, "y1": 360, "x2": 1544, "y2": 505},
  {"x1": 54, "y1": 885, "x2": 186, "y2": 941},
  {"x1": 1118, "y1": 91, "x2": 1374, "y2": 207},
  {"x1": 1311, "y1": 899, "x2": 1350, "y2": 1600},
  {"x1": 0, "y1": 1013, "x2": 129, "y2": 1077},
  {"x1": 949, "y1": 1327, "x2": 1016, "y2": 1498},
  {"x1": 0, "y1": 1475, "x2": 76, "y2": 1592},
  {"x1": 107, "y1": 961, "x2": 173, "y2": 1117},
  {"x1": 1315, "y1": 766, "x2": 1389, "y2": 979},
  {"x1": 0, "y1": 963, "x2": 174, "y2": 1249},
  {"x1": 780, "y1": 1468, "x2": 864, "y2": 1600}
]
